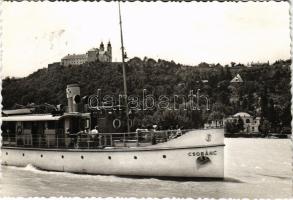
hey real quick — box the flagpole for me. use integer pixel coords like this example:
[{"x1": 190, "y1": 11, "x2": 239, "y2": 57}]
[{"x1": 118, "y1": 1, "x2": 130, "y2": 134}]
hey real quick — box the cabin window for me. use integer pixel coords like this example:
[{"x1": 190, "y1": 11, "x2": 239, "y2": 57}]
[
  {"x1": 80, "y1": 118, "x2": 89, "y2": 130},
  {"x1": 57, "y1": 120, "x2": 64, "y2": 129},
  {"x1": 85, "y1": 119, "x2": 90, "y2": 129},
  {"x1": 70, "y1": 117, "x2": 81, "y2": 133},
  {"x1": 1, "y1": 122, "x2": 17, "y2": 144},
  {"x1": 9, "y1": 122, "x2": 16, "y2": 134},
  {"x1": 1, "y1": 122, "x2": 15, "y2": 135},
  {"x1": 23, "y1": 122, "x2": 32, "y2": 129},
  {"x1": 1, "y1": 122, "x2": 8, "y2": 133},
  {"x1": 47, "y1": 121, "x2": 56, "y2": 129}
]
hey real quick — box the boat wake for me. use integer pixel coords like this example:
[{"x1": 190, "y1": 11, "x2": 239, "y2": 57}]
[
  {"x1": 256, "y1": 173, "x2": 291, "y2": 180},
  {"x1": 2, "y1": 164, "x2": 232, "y2": 185},
  {"x1": 23, "y1": 163, "x2": 40, "y2": 172},
  {"x1": 2, "y1": 164, "x2": 164, "y2": 184},
  {"x1": 4, "y1": 164, "x2": 56, "y2": 175}
]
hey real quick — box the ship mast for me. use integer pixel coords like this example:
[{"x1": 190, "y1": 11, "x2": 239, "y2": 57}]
[{"x1": 118, "y1": 1, "x2": 130, "y2": 133}]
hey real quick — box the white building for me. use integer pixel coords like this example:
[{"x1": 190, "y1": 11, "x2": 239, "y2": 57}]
[
  {"x1": 61, "y1": 54, "x2": 88, "y2": 66},
  {"x1": 61, "y1": 41, "x2": 112, "y2": 66},
  {"x1": 224, "y1": 112, "x2": 261, "y2": 133}
]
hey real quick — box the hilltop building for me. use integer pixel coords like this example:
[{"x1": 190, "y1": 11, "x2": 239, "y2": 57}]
[
  {"x1": 61, "y1": 41, "x2": 112, "y2": 66},
  {"x1": 61, "y1": 54, "x2": 87, "y2": 66}
]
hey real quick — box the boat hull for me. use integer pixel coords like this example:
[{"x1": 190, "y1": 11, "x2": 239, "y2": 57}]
[
  {"x1": 2, "y1": 145, "x2": 224, "y2": 178},
  {"x1": 2, "y1": 129, "x2": 225, "y2": 178}
]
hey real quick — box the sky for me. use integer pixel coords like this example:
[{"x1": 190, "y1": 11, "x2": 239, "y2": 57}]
[{"x1": 2, "y1": 1, "x2": 290, "y2": 77}]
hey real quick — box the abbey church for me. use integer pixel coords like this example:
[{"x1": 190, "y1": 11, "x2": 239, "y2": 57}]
[{"x1": 61, "y1": 41, "x2": 112, "y2": 66}]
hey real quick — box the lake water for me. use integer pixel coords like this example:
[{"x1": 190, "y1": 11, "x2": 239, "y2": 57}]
[{"x1": 1, "y1": 138, "x2": 292, "y2": 198}]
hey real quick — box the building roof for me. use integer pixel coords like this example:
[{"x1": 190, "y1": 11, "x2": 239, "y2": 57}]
[
  {"x1": 233, "y1": 112, "x2": 251, "y2": 117},
  {"x1": 231, "y1": 74, "x2": 243, "y2": 83},
  {"x1": 62, "y1": 54, "x2": 87, "y2": 60},
  {"x1": 88, "y1": 48, "x2": 98, "y2": 52}
]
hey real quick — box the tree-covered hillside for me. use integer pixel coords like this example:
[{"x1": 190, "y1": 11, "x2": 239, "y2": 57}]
[{"x1": 2, "y1": 58, "x2": 291, "y2": 131}]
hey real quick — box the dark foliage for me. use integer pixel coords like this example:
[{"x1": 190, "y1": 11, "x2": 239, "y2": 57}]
[{"x1": 2, "y1": 58, "x2": 291, "y2": 131}]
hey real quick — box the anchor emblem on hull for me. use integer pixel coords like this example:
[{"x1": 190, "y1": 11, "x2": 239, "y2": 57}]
[{"x1": 205, "y1": 134, "x2": 212, "y2": 142}]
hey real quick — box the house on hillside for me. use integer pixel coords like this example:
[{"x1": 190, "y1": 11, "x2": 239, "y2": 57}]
[
  {"x1": 224, "y1": 112, "x2": 261, "y2": 133},
  {"x1": 228, "y1": 74, "x2": 243, "y2": 104}
]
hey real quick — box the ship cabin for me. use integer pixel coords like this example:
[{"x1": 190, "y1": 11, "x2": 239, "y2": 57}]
[
  {"x1": 2, "y1": 112, "x2": 91, "y2": 149},
  {"x1": 1, "y1": 112, "x2": 184, "y2": 149}
]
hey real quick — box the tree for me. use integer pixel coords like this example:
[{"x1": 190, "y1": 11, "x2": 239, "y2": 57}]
[
  {"x1": 260, "y1": 86, "x2": 268, "y2": 118},
  {"x1": 225, "y1": 121, "x2": 239, "y2": 134},
  {"x1": 259, "y1": 118, "x2": 271, "y2": 135}
]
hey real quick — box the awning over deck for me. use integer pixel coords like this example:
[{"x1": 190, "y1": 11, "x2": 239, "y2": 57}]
[
  {"x1": 2, "y1": 108, "x2": 35, "y2": 116},
  {"x1": 1, "y1": 114, "x2": 62, "y2": 122}
]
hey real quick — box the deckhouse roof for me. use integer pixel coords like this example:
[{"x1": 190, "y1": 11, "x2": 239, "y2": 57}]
[
  {"x1": 2, "y1": 114, "x2": 62, "y2": 122},
  {"x1": 2, "y1": 112, "x2": 91, "y2": 122},
  {"x1": 2, "y1": 108, "x2": 35, "y2": 116}
]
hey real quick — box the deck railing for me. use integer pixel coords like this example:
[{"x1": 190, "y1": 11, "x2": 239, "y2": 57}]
[{"x1": 2, "y1": 129, "x2": 192, "y2": 149}]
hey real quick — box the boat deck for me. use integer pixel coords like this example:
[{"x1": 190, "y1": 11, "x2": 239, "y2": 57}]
[{"x1": 2, "y1": 129, "x2": 224, "y2": 151}]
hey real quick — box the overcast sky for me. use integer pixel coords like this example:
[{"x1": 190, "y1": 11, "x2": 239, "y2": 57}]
[{"x1": 2, "y1": 1, "x2": 290, "y2": 77}]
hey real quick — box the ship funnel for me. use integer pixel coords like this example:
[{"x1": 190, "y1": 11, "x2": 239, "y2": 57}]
[{"x1": 66, "y1": 84, "x2": 81, "y2": 112}]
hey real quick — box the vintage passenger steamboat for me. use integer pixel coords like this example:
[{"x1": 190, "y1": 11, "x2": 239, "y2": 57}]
[
  {"x1": 1, "y1": 2, "x2": 224, "y2": 178},
  {"x1": 1, "y1": 83, "x2": 224, "y2": 178}
]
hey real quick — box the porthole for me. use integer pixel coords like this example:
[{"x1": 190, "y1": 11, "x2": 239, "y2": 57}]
[
  {"x1": 61, "y1": 155, "x2": 64, "y2": 159},
  {"x1": 40, "y1": 154, "x2": 43, "y2": 158},
  {"x1": 22, "y1": 153, "x2": 25, "y2": 157},
  {"x1": 108, "y1": 156, "x2": 111, "y2": 160},
  {"x1": 134, "y1": 156, "x2": 137, "y2": 160},
  {"x1": 162, "y1": 155, "x2": 166, "y2": 159},
  {"x1": 81, "y1": 155, "x2": 84, "y2": 159},
  {"x1": 5, "y1": 152, "x2": 8, "y2": 155}
]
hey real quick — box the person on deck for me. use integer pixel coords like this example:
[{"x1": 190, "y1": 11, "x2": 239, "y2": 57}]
[
  {"x1": 149, "y1": 126, "x2": 157, "y2": 145},
  {"x1": 90, "y1": 126, "x2": 99, "y2": 137},
  {"x1": 176, "y1": 125, "x2": 182, "y2": 136},
  {"x1": 90, "y1": 126, "x2": 100, "y2": 147},
  {"x1": 66, "y1": 128, "x2": 79, "y2": 148}
]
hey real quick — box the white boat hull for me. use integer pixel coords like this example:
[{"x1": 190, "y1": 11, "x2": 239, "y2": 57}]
[{"x1": 2, "y1": 129, "x2": 224, "y2": 178}]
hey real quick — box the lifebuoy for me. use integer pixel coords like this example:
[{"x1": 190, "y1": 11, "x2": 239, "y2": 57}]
[
  {"x1": 113, "y1": 119, "x2": 121, "y2": 129},
  {"x1": 17, "y1": 126, "x2": 22, "y2": 135}
]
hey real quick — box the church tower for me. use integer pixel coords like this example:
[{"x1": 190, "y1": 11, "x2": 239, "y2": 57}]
[
  {"x1": 100, "y1": 42, "x2": 105, "y2": 52},
  {"x1": 107, "y1": 41, "x2": 112, "y2": 62}
]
